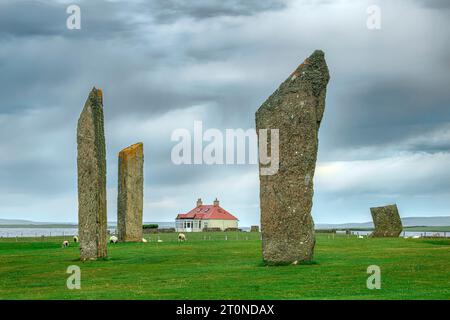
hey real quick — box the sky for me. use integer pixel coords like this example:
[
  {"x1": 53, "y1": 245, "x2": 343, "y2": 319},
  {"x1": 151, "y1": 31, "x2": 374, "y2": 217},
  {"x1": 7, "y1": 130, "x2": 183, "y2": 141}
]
[{"x1": 0, "y1": 0, "x2": 449, "y2": 225}]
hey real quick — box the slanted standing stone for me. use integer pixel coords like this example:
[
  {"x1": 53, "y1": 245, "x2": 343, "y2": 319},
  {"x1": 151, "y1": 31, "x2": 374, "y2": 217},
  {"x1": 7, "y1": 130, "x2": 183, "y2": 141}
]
[
  {"x1": 117, "y1": 143, "x2": 144, "y2": 242},
  {"x1": 77, "y1": 87, "x2": 108, "y2": 260},
  {"x1": 256, "y1": 50, "x2": 330, "y2": 264},
  {"x1": 370, "y1": 204, "x2": 403, "y2": 237}
]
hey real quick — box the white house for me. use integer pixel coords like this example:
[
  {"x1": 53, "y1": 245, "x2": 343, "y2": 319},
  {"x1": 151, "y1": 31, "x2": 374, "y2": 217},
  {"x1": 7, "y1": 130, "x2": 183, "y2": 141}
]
[{"x1": 175, "y1": 198, "x2": 239, "y2": 232}]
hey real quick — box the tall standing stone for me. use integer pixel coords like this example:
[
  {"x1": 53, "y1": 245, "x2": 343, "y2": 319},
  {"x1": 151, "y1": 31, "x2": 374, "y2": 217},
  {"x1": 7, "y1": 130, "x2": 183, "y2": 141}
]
[
  {"x1": 117, "y1": 143, "x2": 144, "y2": 242},
  {"x1": 370, "y1": 204, "x2": 403, "y2": 237},
  {"x1": 77, "y1": 87, "x2": 108, "y2": 260},
  {"x1": 256, "y1": 50, "x2": 330, "y2": 264}
]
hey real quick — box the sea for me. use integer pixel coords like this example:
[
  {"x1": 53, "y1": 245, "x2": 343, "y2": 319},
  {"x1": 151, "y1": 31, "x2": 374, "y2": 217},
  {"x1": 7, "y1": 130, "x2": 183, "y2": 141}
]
[
  {"x1": 0, "y1": 222, "x2": 252, "y2": 238},
  {"x1": 349, "y1": 230, "x2": 449, "y2": 237},
  {"x1": 0, "y1": 222, "x2": 175, "y2": 238}
]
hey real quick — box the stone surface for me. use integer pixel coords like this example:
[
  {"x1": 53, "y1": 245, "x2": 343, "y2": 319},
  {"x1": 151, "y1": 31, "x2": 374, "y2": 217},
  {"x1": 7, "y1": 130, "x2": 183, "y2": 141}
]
[
  {"x1": 117, "y1": 143, "x2": 144, "y2": 242},
  {"x1": 77, "y1": 87, "x2": 108, "y2": 260},
  {"x1": 250, "y1": 225, "x2": 260, "y2": 232},
  {"x1": 256, "y1": 50, "x2": 330, "y2": 264},
  {"x1": 370, "y1": 204, "x2": 403, "y2": 237}
]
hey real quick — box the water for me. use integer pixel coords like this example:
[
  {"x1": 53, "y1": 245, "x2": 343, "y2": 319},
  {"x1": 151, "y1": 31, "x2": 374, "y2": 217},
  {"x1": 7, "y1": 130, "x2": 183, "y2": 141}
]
[
  {"x1": 350, "y1": 230, "x2": 449, "y2": 238},
  {"x1": 0, "y1": 224, "x2": 251, "y2": 238},
  {"x1": 0, "y1": 227, "x2": 116, "y2": 238}
]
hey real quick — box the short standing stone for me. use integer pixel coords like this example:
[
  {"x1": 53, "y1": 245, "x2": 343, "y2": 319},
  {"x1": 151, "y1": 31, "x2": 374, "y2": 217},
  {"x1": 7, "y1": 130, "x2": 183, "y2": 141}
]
[
  {"x1": 370, "y1": 204, "x2": 403, "y2": 237},
  {"x1": 256, "y1": 50, "x2": 330, "y2": 264},
  {"x1": 117, "y1": 143, "x2": 144, "y2": 242},
  {"x1": 250, "y1": 225, "x2": 260, "y2": 233},
  {"x1": 77, "y1": 87, "x2": 108, "y2": 260}
]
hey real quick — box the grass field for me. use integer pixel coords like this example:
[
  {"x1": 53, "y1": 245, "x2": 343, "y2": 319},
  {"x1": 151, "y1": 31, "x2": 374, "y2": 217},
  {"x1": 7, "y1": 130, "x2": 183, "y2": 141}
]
[{"x1": 0, "y1": 232, "x2": 449, "y2": 300}]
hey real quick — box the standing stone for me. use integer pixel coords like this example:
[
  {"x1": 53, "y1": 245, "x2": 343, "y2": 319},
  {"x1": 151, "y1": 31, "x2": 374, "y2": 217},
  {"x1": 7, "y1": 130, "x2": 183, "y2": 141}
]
[
  {"x1": 370, "y1": 204, "x2": 403, "y2": 237},
  {"x1": 77, "y1": 87, "x2": 108, "y2": 260},
  {"x1": 117, "y1": 143, "x2": 144, "y2": 242},
  {"x1": 256, "y1": 50, "x2": 330, "y2": 264}
]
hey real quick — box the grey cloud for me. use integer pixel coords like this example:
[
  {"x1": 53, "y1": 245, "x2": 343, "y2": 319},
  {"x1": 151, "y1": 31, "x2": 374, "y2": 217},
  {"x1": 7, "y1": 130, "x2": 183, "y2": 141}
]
[
  {"x1": 1, "y1": 0, "x2": 450, "y2": 224},
  {"x1": 414, "y1": 0, "x2": 450, "y2": 9},
  {"x1": 0, "y1": 0, "x2": 140, "y2": 39},
  {"x1": 146, "y1": 0, "x2": 288, "y2": 23},
  {"x1": 0, "y1": 0, "x2": 288, "y2": 40},
  {"x1": 318, "y1": 77, "x2": 450, "y2": 161},
  {"x1": 0, "y1": 1, "x2": 63, "y2": 38}
]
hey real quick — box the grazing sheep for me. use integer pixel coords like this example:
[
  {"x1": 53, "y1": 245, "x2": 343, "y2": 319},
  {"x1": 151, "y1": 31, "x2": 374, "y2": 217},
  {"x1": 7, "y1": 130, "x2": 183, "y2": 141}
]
[
  {"x1": 157, "y1": 239, "x2": 163, "y2": 243},
  {"x1": 358, "y1": 235, "x2": 364, "y2": 239},
  {"x1": 142, "y1": 238, "x2": 148, "y2": 243},
  {"x1": 73, "y1": 236, "x2": 79, "y2": 243},
  {"x1": 178, "y1": 233, "x2": 186, "y2": 242},
  {"x1": 412, "y1": 235, "x2": 420, "y2": 239},
  {"x1": 109, "y1": 235, "x2": 118, "y2": 244},
  {"x1": 62, "y1": 240, "x2": 69, "y2": 248}
]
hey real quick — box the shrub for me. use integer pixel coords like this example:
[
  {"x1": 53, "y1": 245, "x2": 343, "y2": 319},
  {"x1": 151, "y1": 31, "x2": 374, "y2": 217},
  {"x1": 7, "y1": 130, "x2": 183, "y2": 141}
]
[
  {"x1": 143, "y1": 224, "x2": 158, "y2": 229},
  {"x1": 224, "y1": 227, "x2": 241, "y2": 232}
]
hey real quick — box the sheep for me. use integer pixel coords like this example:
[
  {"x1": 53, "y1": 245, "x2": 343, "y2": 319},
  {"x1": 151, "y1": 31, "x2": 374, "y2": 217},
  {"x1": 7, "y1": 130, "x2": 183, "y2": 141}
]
[
  {"x1": 178, "y1": 233, "x2": 186, "y2": 242},
  {"x1": 73, "y1": 236, "x2": 79, "y2": 243},
  {"x1": 142, "y1": 238, "x2": 148, "y2": 243},
  {"x1": 109, "y1": 235, "x2": 118, "y2": 244},
  {"x1": 157, "y1": 239, "x2": 163, "y2": 243},
  {"x1": 62, "y1": 240, "x2": 69, "y2": 248},
  {"x1": 358, "y1": 235, "x2": 364, "y2": 239},
  {"x1": 412, "y1": 235, "x2": 421, "y2": 239}
]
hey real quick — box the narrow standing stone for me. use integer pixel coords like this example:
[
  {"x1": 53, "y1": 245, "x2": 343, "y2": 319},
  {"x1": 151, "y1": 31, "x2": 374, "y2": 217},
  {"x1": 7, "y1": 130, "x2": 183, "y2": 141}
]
[
  {"x1": 117, "y1": 143, "x2": 144, "y2": 242},
  {"x1": 370, "y1": 204, "x2": 403, "y2": 237},
  {"x1": 256, "y1": 50, "x2": 330, "y2": 264},
  {"x1": 77, "y1": 87, "x2": 108, "y2": 260}
]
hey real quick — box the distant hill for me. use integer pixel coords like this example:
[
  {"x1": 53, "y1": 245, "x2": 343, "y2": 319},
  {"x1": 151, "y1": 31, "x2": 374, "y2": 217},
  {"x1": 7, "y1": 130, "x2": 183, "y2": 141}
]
[
  {"x1": 0, "y1": 218, "x2": 48, "y2": 225},
  {"x1": 316, "y1": 216, "x2": 450, "y2": 229},
  {"x1": 1, "y1": 217, "x2": 449, "y2": 229},
  {"x1": 0, "y1": 218, "x2": 77, "y2": 228}
]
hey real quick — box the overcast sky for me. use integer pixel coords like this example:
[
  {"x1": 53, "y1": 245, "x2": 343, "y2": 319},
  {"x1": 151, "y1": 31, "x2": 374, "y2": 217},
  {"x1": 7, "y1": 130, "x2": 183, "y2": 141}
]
[{"x1": 0, "y1": 0, "x2": 449, "y2": 225}]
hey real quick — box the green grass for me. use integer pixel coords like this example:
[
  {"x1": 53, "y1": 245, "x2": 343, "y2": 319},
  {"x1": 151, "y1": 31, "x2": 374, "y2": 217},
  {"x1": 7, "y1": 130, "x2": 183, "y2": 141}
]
[{"x1": 0, "y1": 232, "x2": 449, "y2": 300}]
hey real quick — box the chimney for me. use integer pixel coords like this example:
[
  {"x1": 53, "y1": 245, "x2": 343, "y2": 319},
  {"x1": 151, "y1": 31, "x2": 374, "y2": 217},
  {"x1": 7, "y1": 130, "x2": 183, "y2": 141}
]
[
  {"x1": 196, "y1": 198, "x2": 203, "y2": 207},
  {"x1": 213, "y1": 198, "x2": 219, "y2": 207}
]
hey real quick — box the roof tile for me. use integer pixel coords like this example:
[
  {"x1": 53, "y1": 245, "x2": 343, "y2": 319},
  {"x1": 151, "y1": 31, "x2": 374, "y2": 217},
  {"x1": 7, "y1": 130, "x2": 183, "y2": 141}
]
[{"x1": 176, "y1": 205, "x2": 238, "y2": 221}]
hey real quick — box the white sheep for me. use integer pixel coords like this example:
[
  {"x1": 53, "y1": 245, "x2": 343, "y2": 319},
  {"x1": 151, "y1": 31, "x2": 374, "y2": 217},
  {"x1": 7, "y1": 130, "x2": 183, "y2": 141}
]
[
  {"x1": 142, "y1": 238, "x2": 148, "y2": 243},
  {"x1": 358, "y1": 235, "x2": 364, "y2": 239},
  {"x1": 178, "y1": 233, "x2": 186, "y2": 242},
  {"x1": 157, "y1": 239, "x2": 163, "y2": 243},
  {"x1": 73, "y1": 236, "x2": 79, "y2": 243},
  {"x1": 412, "y1": 235, "x2": 421, "y2": 239},
  {"x1": 62, "y1": 240, "x2": 69, "y2": 248},
  {"x1": 109, "y1": 235, "x2": 118, "y2": 244}
]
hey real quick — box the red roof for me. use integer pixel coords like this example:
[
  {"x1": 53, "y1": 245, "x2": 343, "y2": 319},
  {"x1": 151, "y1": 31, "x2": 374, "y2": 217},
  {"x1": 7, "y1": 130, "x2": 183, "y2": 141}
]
[{"x1": 176, "y1": 205, "x2": 238, "y2": 221}]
